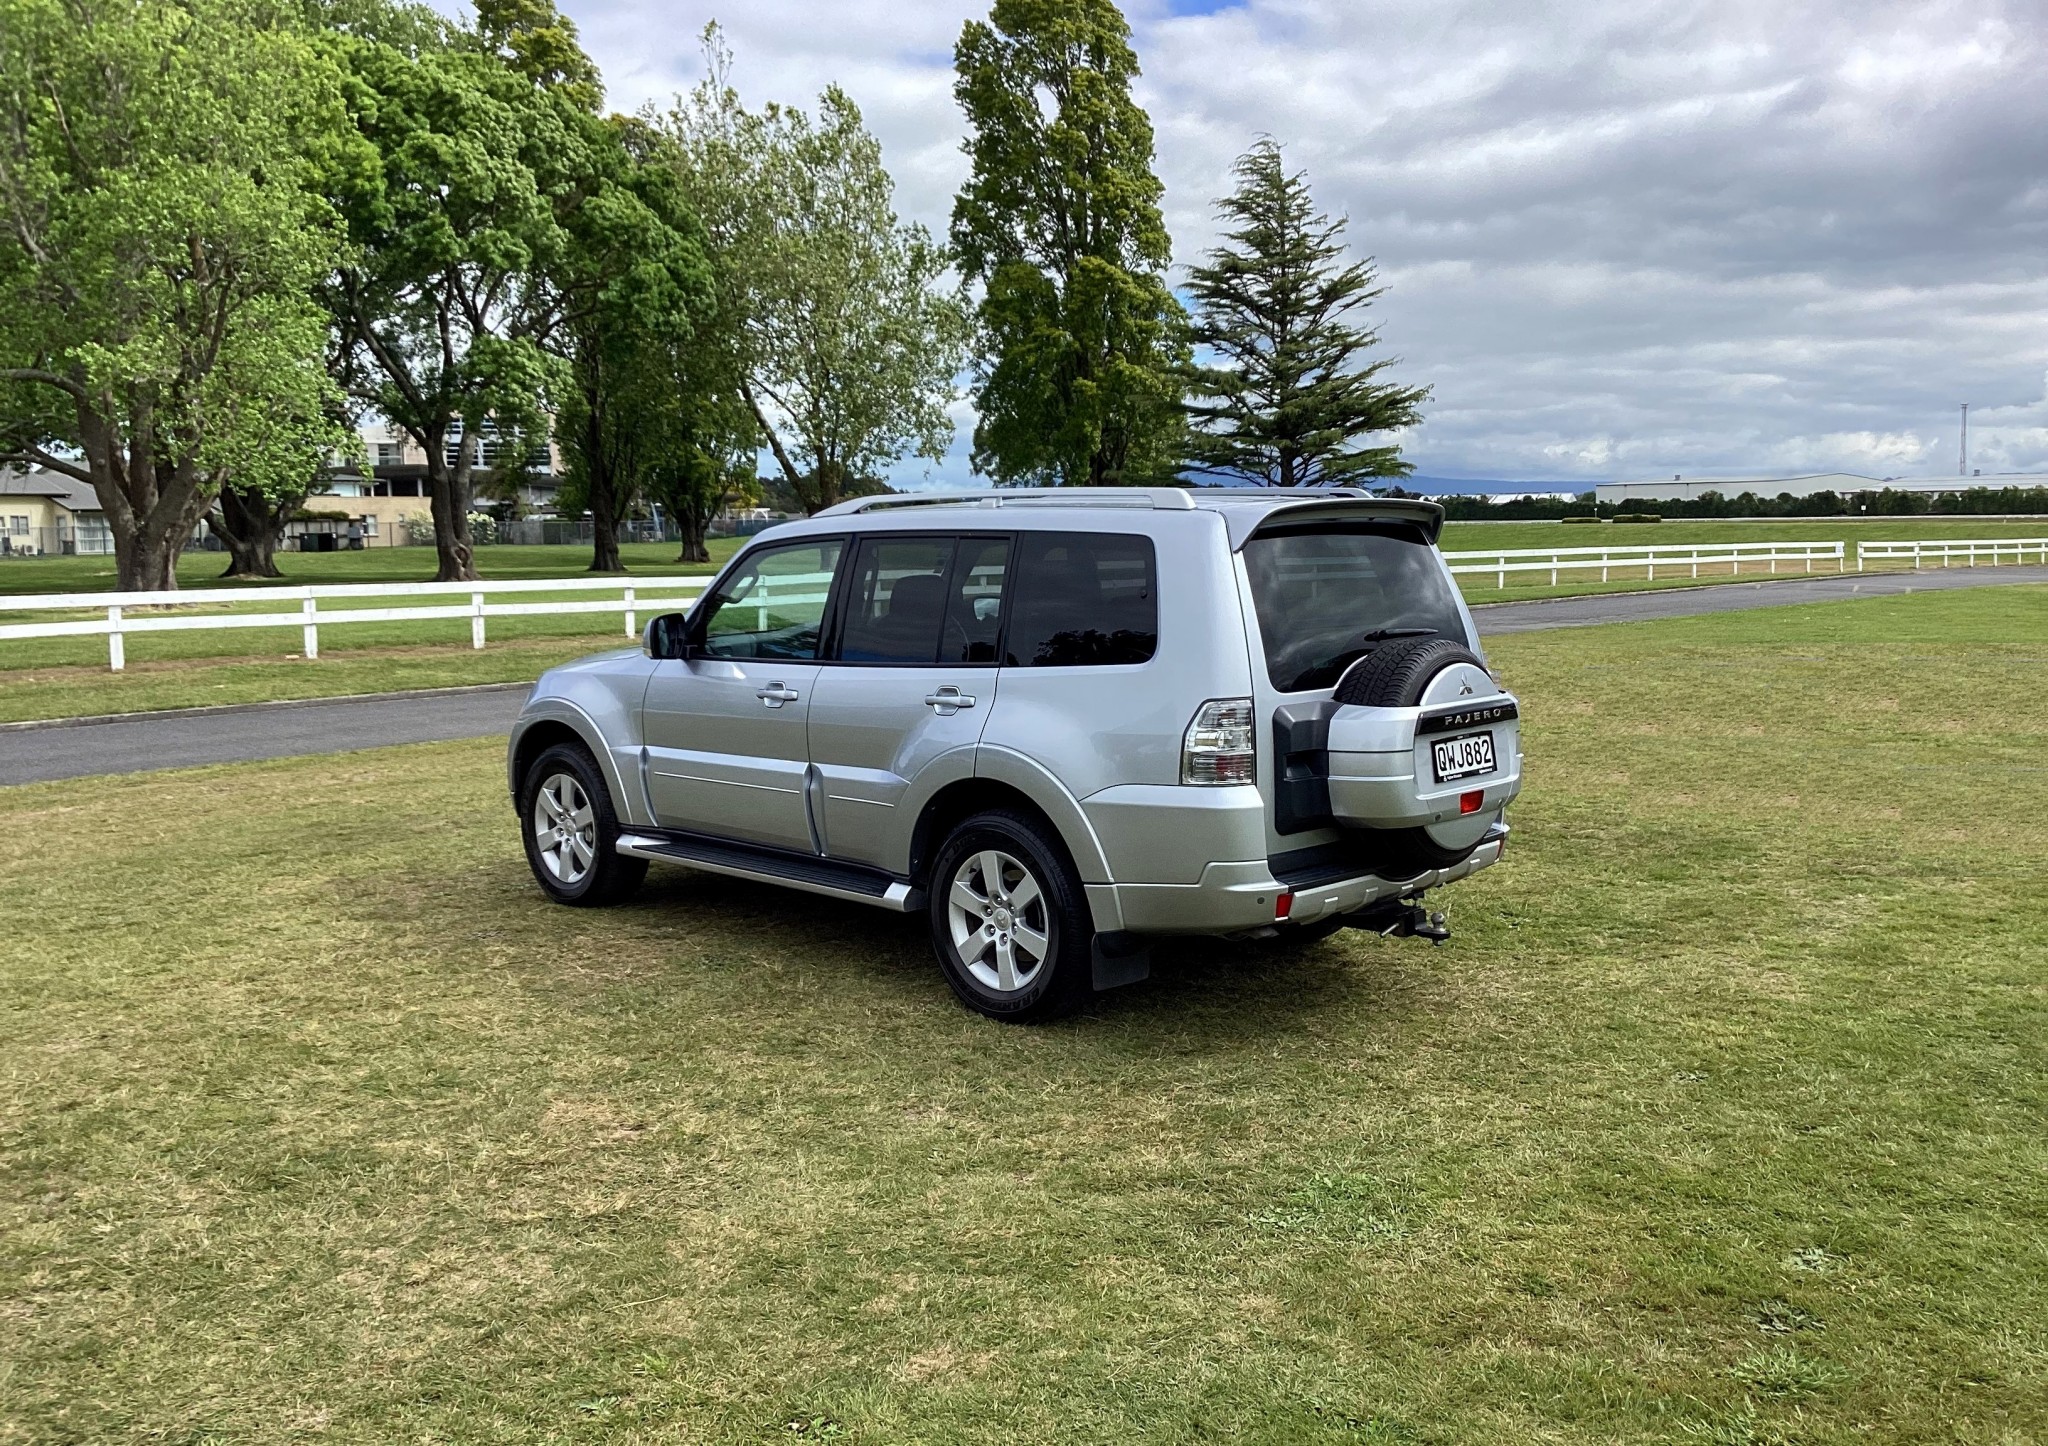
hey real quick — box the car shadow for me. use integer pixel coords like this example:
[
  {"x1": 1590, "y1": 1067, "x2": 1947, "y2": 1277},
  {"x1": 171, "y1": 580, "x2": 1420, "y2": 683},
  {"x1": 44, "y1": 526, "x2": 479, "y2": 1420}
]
[{"x1": 612, "y1": 866, "x2": 1429, "y2": 1047}]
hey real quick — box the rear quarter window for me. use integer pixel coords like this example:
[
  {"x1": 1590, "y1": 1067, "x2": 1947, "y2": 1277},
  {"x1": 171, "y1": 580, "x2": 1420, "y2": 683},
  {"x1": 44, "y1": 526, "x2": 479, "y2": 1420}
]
[
  {"x1": 1004, "y1": 532, "x2": 1158, "y2": 667},
  {"x1": 1243, "y1": 523, "x2": 1466, "y2": 693}
]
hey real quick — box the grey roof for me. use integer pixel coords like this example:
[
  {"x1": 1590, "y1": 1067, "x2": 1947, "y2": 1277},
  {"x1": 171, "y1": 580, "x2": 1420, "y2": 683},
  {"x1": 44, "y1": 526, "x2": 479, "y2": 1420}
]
[{"x1": 0, "y1": 466, "x2": 101, "y2": 511}]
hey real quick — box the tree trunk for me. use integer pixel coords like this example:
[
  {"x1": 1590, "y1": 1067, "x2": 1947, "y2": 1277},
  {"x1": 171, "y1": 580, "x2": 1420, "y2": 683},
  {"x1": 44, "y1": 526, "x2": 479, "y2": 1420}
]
[
  {"x1": 673, "y1": 505, "x2": 711, "y2": 564},
  {"x1": 583, "y1": 407, "x2": 625, "y2": 573},
  {"x1": 211, "y1": 482, "x2": 294, "y2": 578},
  {"x1": 427, "y1": 422, "x2": 478, "y2": 582}
]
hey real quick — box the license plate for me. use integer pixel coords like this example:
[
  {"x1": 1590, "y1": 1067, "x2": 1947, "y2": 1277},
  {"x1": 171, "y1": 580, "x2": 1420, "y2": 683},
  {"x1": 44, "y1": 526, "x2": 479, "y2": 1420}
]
[{"x1": 1432, "y1": 731, "x2": 1496, "y2": 783}]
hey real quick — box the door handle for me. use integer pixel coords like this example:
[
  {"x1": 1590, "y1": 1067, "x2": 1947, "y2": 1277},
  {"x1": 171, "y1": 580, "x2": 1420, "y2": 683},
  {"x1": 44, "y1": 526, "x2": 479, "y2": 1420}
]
[
  {"x1": 756, "y1": 683, "x2": 800, "y2": 708},
  {"x1": 924, "y1": 686, "x2": 978, "y2": 715}
]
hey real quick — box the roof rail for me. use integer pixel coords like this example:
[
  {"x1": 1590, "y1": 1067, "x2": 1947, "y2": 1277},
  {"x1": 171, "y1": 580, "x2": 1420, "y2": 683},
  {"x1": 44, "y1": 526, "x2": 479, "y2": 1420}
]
[
  {"x1": 816, "y1": 487, "x2": 1198, "y2": 515},
  {"x1": 814, "y1": 485, "x2": 1417, "y2": 516}
]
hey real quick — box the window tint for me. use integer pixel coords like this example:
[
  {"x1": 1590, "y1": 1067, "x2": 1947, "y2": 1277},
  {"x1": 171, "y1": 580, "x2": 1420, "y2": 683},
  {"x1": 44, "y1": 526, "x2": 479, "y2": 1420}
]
[
  {"x1": 699, "y1": 539, "x2": 843, "y2": 660},
  {"x1": 945, "y1": 538, "x2": 1010, "y2": 664},
  {"x1": 1242, "y1": 524, "x2": 1466, "y2": 693},
  {"x1": 1005, "y1": 532, "x2": 1157, "y2": 667},
  {"x1": 839, "y1": 537, "x2": 954, "y2": 664}
]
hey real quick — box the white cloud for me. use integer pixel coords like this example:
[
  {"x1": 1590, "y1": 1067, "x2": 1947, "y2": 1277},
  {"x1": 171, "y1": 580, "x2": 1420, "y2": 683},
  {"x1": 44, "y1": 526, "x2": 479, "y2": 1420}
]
[{"x1": 471, "y1": 0, "x2": 2048, "y2": 484}]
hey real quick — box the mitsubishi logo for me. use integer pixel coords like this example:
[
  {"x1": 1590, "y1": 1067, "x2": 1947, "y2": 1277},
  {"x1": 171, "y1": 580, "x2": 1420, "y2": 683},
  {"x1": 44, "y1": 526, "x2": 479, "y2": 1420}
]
[{"x1": 1459, "y1": 680, "x2": 1474, "y2": 696}]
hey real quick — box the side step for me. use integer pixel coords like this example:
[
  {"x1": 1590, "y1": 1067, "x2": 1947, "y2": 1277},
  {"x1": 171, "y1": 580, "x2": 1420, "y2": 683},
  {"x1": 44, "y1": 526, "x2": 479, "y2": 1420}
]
[{"x1": 616, "y1": 831, "x2": 922, "y2": 913}]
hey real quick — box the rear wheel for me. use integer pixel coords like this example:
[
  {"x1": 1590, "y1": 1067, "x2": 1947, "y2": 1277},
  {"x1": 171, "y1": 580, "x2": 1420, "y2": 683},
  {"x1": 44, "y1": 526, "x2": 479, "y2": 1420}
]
[
  {"x1": 929, "y1": 810, "x2": 1093, "y2": 1023},
  {"x1": 520, "y1": 742, "x2": 647, "y2": 907}
]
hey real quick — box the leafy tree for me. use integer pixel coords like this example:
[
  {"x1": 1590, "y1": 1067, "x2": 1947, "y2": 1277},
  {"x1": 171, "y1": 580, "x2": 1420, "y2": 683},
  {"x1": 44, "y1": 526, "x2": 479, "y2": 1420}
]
[
  {"x1": 319, "y1": 0, "x2": 587, "y2": 582},
  {"x1": 1183, "y1": 141, "x2": 1429, "y2": 487},
  {"x1": 667, "y1": 34, "x2": 969, "y2": 515},
  {"x1": 0, "y1": 0, "x2": 347, "y2": 591},
  {"x1": 951, "y1": 0, "x2": 1186, "y2": 487},
  {"x1": 551, "y1": 116, "x2": 715, "y2": 571}
]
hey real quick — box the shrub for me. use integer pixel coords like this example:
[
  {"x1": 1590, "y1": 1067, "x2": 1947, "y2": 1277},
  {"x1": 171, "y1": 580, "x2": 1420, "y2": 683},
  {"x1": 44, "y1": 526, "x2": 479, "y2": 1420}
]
[{"x1": 1614, "y1": 513, "x2": 1662, "y2": 523}]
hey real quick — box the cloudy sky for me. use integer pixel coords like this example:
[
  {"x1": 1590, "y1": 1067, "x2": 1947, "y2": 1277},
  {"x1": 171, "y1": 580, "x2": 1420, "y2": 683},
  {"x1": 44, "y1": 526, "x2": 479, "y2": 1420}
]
[{"x1": 533, "y1": 0, "x2": 2048, "y2": 485}]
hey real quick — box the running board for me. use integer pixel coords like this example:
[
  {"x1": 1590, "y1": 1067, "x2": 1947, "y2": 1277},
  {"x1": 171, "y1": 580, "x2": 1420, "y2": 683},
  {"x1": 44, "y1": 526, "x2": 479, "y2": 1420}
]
[{"x1": 615, "y1": 831, "x2": 921, "y2": 913}]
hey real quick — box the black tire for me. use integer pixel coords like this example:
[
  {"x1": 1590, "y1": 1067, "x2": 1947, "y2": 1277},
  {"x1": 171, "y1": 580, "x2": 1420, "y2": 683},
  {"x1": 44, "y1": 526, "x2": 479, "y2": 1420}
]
[
  {"x1": 927, "y1": 810, "x2": 1094, "y2": 1023},
  {"x1": 1335, "y1": 636, "x2": 1494, "y2": 873},
  {"x1": 520, "y1": 742, "x2": 648, "y2": 907},
  {"x1": 1334, "y1": 636, "x2": 1487, "y2": 708}
]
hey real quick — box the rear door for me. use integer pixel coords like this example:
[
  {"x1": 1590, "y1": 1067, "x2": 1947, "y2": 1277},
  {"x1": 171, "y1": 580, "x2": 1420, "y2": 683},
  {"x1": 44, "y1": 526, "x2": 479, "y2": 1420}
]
[
  {"x1": 806, "y1": 534, "x2": 1009, "y2": 870},
  {"x1": 641, "y1": 536, "x2": 843, "y2": 851}
]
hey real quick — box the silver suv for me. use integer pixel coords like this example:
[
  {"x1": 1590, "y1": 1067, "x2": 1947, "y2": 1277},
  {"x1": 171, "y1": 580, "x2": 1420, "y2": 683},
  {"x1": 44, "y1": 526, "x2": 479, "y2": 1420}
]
[{"x1": 508, "y1": 488, "x2": 1521, "y2": 1021}]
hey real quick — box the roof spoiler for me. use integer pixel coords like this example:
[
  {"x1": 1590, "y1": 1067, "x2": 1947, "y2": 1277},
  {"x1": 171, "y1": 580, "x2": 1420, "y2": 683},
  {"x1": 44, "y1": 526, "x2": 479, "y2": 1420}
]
[{"x1": 1231, "y1": 496, "x2": 1445, "y2": 548}]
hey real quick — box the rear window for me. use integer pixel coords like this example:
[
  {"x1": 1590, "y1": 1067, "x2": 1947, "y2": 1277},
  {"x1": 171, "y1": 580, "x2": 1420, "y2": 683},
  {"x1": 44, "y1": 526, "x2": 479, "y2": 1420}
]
[
  {"x1": 1242, "y1": 523, "x2": 1466, "y2": 693},
  {"x1": 1005, "y1": 532, "x2": 1158, "y2": 667}
]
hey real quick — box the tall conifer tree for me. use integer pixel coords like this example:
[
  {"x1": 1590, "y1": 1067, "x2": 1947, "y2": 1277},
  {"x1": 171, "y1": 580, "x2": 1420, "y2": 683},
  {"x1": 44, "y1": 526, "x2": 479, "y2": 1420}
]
[{"x1": 1184, "y1": 140, "x2": 1428, "y2": 487}]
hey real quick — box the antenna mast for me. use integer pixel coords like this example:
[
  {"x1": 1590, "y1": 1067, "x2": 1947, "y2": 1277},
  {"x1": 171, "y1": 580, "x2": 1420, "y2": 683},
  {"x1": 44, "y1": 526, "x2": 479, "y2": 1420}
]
[{"x1": 1959, "y1": 402, "x2": 1968, "y2": 476}]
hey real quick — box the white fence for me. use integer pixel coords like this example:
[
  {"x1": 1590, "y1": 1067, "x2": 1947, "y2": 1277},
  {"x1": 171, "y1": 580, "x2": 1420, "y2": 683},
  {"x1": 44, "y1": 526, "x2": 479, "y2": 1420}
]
[
  {"x1": 5, "y1": 533, "x2": 2048, "y2": 674},
  {"x1": 0, "y1": 576, "x2": 708, "y2": 672},
  {"x1": 1855, "y1": 537, "x2": 2048, "y2": 570},
  {"x1": 1443, "y1": 540, "x2": 1846, "y2": 587}
]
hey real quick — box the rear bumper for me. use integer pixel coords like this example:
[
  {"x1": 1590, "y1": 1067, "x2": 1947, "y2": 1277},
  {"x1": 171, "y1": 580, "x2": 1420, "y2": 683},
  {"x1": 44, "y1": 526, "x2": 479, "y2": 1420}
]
[{"x1": 1093, "y1": 823, "x2": 1509, "y2": 935}]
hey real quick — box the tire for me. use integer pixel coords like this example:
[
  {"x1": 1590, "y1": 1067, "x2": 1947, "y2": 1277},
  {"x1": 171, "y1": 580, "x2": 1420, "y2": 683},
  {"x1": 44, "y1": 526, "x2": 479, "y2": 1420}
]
[
  {"x1": 1334, "y1": 636, "x2": 1487, "y2": 709},
  {"x1": 520, "y1": 742, "x2": 648, "y2": 907},
  {"x1": 928, "y1": 810, "x2": 1094, "y2": 1023},
  {"x1": 1334, "y1": 636, "x2": 1494, "y2": 873}
]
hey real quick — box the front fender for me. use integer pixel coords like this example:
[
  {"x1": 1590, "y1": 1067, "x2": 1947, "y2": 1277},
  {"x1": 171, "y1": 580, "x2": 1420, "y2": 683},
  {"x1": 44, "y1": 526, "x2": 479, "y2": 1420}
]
[{"x1": 508, "y1": 652, "x2": 656, "y2": 827}]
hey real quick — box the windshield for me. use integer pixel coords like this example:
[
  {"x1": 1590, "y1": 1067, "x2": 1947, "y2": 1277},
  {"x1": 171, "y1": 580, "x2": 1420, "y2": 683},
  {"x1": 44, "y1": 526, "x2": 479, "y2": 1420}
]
[{"x1": 1242, "y1": 523, "x2": 1467, "y2": 693}]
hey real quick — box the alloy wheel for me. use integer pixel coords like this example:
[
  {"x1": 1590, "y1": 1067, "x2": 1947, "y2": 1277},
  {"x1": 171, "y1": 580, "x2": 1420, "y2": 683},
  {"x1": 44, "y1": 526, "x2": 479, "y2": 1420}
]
[
  {"x1": 946, "y1": 848, "x2": 1050, "y2": 992},
  {"x1": 532, "y1": 771, "x2": 597, "y2": 885}
]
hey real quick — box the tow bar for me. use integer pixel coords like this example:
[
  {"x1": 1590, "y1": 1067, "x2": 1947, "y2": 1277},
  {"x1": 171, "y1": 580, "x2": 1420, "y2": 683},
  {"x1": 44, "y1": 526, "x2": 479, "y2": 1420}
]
[{"x1": 1344, "y1": 899, "x2": 1452, "y2": 945}]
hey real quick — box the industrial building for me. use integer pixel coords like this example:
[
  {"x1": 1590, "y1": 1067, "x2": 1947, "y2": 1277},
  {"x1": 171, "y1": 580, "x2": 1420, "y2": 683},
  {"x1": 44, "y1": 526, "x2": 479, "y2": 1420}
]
[{"x1": 1594, "y1": 472, "x2": 2048, "y2": 505}]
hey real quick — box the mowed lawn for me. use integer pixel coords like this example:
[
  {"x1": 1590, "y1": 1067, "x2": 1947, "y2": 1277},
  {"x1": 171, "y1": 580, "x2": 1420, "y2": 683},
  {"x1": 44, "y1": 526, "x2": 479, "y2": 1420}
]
[{"x1": 2, "y1": 589, "x2": 2044, "y2": 1443}]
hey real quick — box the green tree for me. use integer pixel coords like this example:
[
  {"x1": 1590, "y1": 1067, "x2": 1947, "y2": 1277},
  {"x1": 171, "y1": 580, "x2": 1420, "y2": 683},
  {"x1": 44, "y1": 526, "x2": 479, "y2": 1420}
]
[
  {"x1": 668, "y1": 33, "x2": 969, "y2": 515},
  {"x1": 0, "y1": 0, "x2": 347, "y2": 591},
  {"x1": 1183, "y1": 141, "x2": 1429, "y2": 487},
  {"x1": 536, "y1": 76, "x2": 714, "y2": 570},
  {"x1": 951, "y1": 0, "x2": 1186, "y2": 487},
  {"x1": 319, "y1": 0, "x2": 589, "y2": 582}
]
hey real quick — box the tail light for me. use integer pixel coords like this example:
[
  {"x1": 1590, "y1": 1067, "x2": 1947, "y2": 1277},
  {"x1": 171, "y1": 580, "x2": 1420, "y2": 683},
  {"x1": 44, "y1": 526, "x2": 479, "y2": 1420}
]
[{"x1": 1182, "y1": 698, "x2": 1256, "y2": 785}]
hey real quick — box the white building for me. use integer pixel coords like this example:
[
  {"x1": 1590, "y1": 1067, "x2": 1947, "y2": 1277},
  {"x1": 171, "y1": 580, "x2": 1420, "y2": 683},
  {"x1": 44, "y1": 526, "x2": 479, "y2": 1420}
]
[{"x1": 1595, "y1": 472, "x2": 2048, "y2": 505}]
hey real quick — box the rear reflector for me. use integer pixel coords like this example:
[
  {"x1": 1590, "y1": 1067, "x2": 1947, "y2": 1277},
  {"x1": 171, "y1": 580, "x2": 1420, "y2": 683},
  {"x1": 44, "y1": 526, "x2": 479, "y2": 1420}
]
[
  {"x1": 1459, "y1": 789, "x2": 1485, "y2": 815},
  {"x1": 1275, "y1": 892, "x2": 1293, "y2": 920}
]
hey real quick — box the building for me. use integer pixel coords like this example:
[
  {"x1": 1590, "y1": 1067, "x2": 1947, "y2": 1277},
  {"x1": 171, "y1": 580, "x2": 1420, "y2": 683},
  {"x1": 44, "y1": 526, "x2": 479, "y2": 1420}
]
[
  {"x1": 0, "y1": 468, "x2": 110, "y2": 556},
  {"x1": 1595, "y1": 471, "x2": 2048, "y2": 506},
  {"x1": 301, "y1": 422, "x2": 564, "y2": 545}
]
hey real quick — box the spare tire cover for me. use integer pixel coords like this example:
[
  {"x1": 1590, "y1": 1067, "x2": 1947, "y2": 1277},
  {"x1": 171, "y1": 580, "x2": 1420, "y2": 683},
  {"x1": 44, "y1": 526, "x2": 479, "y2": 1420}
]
[{"x1": 1331, "y1": 636, "x2": 1498, "y2": 873}]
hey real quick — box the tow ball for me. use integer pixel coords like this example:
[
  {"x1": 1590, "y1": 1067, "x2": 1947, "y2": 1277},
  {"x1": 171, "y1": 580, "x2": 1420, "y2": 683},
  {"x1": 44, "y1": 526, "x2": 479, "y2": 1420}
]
[{"x1": 1345, "y1": 900, "x2": 1452, "y2": 945}]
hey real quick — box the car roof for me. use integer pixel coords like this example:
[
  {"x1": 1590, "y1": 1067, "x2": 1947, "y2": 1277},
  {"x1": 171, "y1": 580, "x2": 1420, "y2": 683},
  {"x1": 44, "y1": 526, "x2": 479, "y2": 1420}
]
[{"x1": 807, "y1": 487, "x2": 1444, "y2": 547}]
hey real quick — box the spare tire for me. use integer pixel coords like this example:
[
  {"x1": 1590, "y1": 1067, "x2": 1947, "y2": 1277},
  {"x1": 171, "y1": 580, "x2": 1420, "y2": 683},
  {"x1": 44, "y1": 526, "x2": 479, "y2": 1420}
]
[
  {"x1": 1334, "y1": 636, "x2": 1487, "y2": 709},
  {"x1": 1332, "y1": 636, "x2": 1496, "y2": 874}
]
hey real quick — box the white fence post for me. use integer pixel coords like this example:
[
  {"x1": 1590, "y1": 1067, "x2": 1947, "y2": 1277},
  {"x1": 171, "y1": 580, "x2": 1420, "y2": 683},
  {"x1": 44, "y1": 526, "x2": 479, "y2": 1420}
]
[
  {"x1": 108, "y1": 605, "x2": 124, "y2": 672},
  {"x1": 471, "y1": 591, "x2": 486, "y2": 649},
  {"x1": 624, "y1": 584, "x2": 636, "y2": 638},
  {"x1": 302, "y1": 595, "x2": 319, "y2": 660}
]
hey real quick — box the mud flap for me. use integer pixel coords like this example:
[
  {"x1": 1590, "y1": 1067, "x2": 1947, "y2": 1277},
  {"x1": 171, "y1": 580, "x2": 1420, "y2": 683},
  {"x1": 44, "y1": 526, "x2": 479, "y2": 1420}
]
[{"x1": 1092, "y1": 931, "x2": 1153, "y2": 990}]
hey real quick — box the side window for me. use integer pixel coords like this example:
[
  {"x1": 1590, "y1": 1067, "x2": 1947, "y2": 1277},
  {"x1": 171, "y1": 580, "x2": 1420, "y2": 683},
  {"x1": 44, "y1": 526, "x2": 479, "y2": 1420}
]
[
  {"x1": 944, "y1": 537, "x2": 1010, "y2": 664},
  {"x1": 698, "y1": 539, "x2": 843, "y2": 660},
  {"x1": 1004, "y1": 532, "x2": 1158, "y2": 667},
  {"x1": 838, "y1": 537, "x2": 954, "y2": 665}
]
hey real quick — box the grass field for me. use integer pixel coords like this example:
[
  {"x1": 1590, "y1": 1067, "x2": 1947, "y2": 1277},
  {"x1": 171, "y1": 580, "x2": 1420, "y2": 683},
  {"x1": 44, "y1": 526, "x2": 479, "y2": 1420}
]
[{"x1": 3, "y1": 586, "x2": 2044, "y2": 1443}]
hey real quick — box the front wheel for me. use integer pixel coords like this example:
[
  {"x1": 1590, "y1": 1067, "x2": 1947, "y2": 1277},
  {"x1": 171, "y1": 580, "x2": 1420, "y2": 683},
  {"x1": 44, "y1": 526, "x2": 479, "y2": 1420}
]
[
  {"x1": 520, "y1": 742, "x2": 647, "y2": 907},
  {"x1": 928, "y1": 810, "x2": 1094, "y2": 1023}
]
